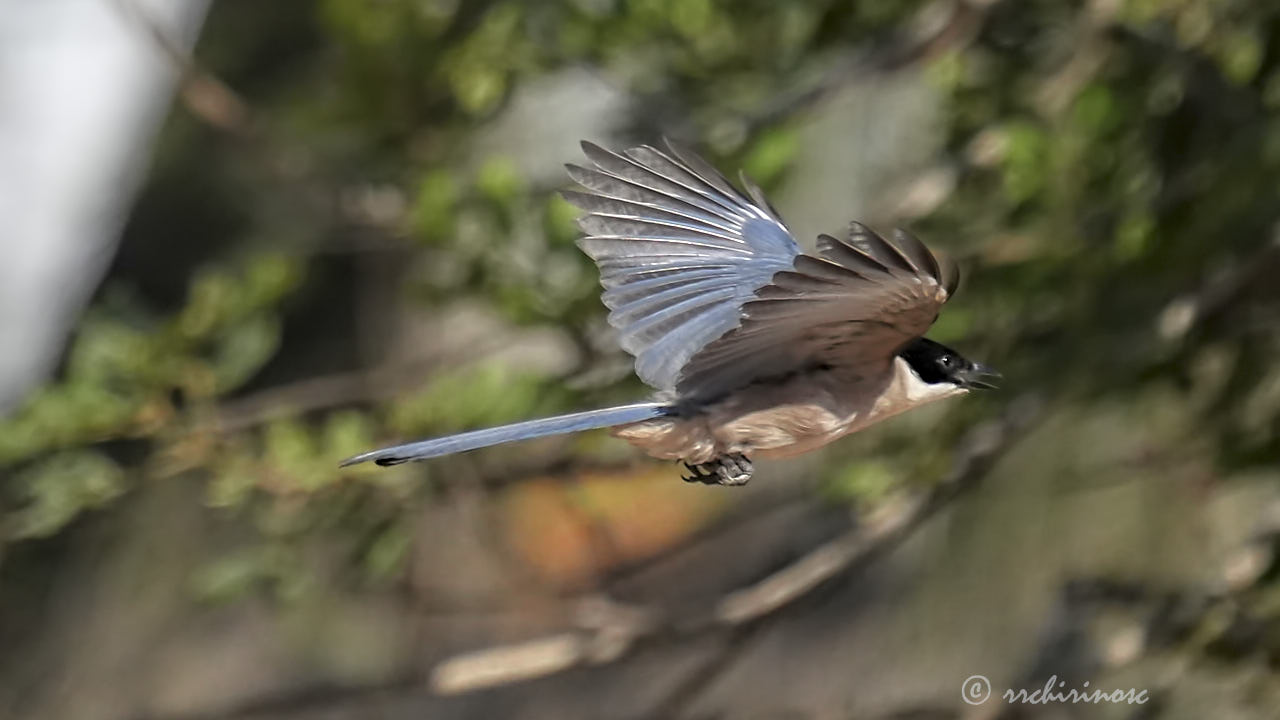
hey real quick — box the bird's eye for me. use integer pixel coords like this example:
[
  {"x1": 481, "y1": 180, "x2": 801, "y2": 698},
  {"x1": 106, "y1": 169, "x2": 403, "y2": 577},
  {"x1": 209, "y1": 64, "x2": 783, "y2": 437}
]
[{"x1": 939, "y1": 355, "x2": 957, "y2": 370}]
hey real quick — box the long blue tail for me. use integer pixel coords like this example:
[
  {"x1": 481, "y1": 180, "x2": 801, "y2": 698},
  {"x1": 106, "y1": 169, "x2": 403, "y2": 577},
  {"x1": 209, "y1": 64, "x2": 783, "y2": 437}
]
[{"x1": 339, "y1": 402, "x2": 671, "y2": 467}]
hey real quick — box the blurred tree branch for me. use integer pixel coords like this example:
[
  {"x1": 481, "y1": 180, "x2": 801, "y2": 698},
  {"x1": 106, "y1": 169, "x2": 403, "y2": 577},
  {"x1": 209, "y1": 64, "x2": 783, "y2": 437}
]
[
  {"x1": 113, "y1": 0, "x2": 256, "y2": 137},
  {"x1": 376, "y1": 398, "x2": 1032, "y2": 702}
]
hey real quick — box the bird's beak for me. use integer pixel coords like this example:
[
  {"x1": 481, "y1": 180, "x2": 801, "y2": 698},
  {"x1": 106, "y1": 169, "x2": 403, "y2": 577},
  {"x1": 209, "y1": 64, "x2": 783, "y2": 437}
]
[{"x1": 957, "y1": 363, "x2": 1001, "y2": 390}]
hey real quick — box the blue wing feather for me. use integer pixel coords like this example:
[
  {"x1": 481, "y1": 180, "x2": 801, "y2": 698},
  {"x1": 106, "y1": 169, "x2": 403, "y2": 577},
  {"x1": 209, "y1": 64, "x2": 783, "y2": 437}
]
[{"x1": 564, "y1": 140, "x2": 800, "y2": 392}]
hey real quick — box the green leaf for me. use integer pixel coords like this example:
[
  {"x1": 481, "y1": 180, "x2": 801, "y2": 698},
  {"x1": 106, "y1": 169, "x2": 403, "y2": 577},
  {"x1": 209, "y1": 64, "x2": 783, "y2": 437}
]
[
  {"x1": 410, "y1": 169, "x2": 459, "y2": 242},
  {"x1": 7, "y1": 451, "x2": 127, "y2": 539},
  {"x1": 1072, "y1": 84, "x2": 1120, "y2": 137},
  {"x1": 212, "y1": 315, "x2": 281, "y2": 393},
  {"x1": 324, "y1": 410, "x2": 378, "y2": 465},
  {"x1": 387, "y1": 362, "x2": 552, "y2": 437},
  {"x1": 1216, "y1": 30, "x2": 1262, "y2": 86},
  {"x1": 822, "y1": 460, "x2": 898, "y2": 503},
  {"x1": 1000, "y1": 121, "x2": 1050, "y2": 205},
  {"x1": 1114, "y1": 208, "x2": 1155, "y2": 261},
  {"x1": 264, "y1": 417, "x2": 334, "y2": 492},
  {"x1": 476, "y1": 155, "x2": 524, "y2": 205},
  {"x1": 742, "y1": 127, "x2": 798, "y2": 185}
]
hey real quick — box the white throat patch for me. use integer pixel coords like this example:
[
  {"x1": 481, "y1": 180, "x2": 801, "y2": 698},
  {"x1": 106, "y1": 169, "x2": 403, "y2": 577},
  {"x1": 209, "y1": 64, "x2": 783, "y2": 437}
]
[{"x1": 884, "y1": 356, "x2": 969, "y2": 410}]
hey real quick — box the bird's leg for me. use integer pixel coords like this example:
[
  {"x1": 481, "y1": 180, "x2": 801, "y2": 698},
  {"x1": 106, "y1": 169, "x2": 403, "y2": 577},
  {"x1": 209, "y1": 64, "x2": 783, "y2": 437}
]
[{"x1": 680, "y1": 454, "x2": 753, "y2": 486}]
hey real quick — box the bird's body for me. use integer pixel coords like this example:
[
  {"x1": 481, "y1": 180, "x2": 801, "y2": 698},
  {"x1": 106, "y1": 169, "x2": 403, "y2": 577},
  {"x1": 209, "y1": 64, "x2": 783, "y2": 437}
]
[
  {"x1": 341, "y1": 139, "x2": 997, "y2": 484},
  {"x1": 614, "y1": 356, "x2": 965, "y2": 465}
]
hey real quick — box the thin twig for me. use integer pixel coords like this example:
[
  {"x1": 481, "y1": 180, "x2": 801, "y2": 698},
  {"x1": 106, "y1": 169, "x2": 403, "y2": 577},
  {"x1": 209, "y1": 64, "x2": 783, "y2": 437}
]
[{"x1": 113, "y1": 0, "x2": 257, "y2": 137}]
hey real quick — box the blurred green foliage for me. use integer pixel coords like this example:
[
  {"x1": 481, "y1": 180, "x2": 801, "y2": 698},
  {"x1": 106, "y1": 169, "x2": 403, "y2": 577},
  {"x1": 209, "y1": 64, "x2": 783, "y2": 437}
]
[
  {"x1": 386, "y1": 362, "x2": 564, "y2": 437},
  {"x1": 3, "y1": 0, "x2": 1280, "y2": 621},
  {"x1": 1, "y1": 255, "x2": 301, "y2": 543},
  {"x1": 8, "y1": 451, "x2": 126, "y2": 540}
]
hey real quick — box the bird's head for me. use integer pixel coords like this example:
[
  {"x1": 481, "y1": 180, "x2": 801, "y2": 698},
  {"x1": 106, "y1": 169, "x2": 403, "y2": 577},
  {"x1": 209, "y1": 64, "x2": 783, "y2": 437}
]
[{"x1": 899, "y1": 337, "x2": 1000, "y2": 391}]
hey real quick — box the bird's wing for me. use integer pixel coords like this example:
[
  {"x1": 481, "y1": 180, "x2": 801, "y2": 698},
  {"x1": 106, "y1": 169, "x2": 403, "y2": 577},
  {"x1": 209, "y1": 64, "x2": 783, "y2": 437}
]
[
  {"x1": 563, "y1": 140, "x2": 800, "y2": 392},
  {"x1": 675, "y1": 224, "x2": 959, "y2": 401}
]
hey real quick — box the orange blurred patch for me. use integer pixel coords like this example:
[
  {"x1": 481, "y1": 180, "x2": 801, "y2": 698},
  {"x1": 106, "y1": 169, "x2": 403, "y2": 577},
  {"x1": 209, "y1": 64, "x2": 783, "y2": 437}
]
[{"x1": 499, "y1": 465, "x2": 727, "y2": 588}]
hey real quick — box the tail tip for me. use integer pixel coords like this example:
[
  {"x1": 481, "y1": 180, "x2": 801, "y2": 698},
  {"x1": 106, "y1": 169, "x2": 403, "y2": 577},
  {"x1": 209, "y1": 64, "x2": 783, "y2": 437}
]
[
  {"x1": 338, "y1": 451, "x2": 376, "y2": 468},
  {"x1": 339, "y1": 452, "x2": 410, "y2": 468}
]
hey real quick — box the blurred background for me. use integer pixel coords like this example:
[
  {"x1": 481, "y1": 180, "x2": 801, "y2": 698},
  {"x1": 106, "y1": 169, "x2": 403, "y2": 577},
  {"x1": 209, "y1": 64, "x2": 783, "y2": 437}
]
[{"x1": 3, "y1": 0, "x2": 1280, "y2": 718}]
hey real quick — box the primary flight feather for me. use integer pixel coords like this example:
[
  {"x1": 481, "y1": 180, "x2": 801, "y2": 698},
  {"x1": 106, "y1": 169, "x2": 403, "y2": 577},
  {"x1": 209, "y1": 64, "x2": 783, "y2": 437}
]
[{"x1": 341, "y1": 139, "x2": 998, "y2": 485}]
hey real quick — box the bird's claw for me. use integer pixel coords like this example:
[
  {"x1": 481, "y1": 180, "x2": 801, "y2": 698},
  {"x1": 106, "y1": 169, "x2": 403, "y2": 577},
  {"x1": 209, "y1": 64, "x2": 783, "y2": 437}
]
[{"x1": 681, "y1": 453, "x2": 753, "y2": 486}]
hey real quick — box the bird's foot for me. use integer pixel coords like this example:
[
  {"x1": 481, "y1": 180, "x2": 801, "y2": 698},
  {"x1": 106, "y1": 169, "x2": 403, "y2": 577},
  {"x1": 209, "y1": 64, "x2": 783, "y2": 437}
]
[{"x1": 681, "y1": 453, "x2": 753, "y2": 486}]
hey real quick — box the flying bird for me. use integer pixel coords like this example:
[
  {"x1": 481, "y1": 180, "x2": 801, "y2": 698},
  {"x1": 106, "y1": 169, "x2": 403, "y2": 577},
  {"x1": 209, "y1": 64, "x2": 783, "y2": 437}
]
[{"x1": 341, "y1": 140, "x2": 998, "y2": 485}]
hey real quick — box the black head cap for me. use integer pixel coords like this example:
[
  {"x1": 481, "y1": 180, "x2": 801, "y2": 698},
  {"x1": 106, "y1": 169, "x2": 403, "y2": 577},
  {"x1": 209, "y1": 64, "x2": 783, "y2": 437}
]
[{"x1": 899, "y1": 337, "x2": 999, "y2": 390}]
